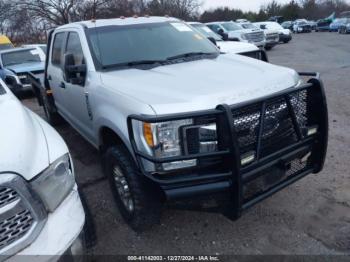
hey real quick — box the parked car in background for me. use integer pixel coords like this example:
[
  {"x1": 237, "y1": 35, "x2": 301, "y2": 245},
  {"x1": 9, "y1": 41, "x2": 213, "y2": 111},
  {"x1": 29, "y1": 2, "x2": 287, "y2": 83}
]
[
  {"x1": 0, "y1": 47, "x2": 45, "y2": 94},
  {"x1": 22, "y1": 44, "x2": 47, "y2": 61},
  {"x1": 293, "y1": 20, "x2": 312, "y2": 33},
  {"x1": 268, "y1": 16, "x2": 284, "y2": 24},
  {"x1": 0, "y1": 67, "x2": 23, "y2": 95},
  {"x1": 0, "y1": 79, "x2": 85, "y2": 259},
  {"x1": 252, "y1": 22, "x2": 279, "y2": 50},
  {"x1": 254, "y1": 21, "x2": 292, "y2": 43},
  {"x1": 188, "y1": 22, "x2": 268, "y2": 61},
  {"x1": 329, "y1": 18, "x2": 348, "y2": 32},
  {"x1": 308, "y1": 20, "x2": 318, "y2": 31},
  {"x1": 39, "y1": 16, "x2": 328, "y2": 232},
  {"x1": 338, "y1": 19, "x2": 350, "y2": 34},
  {"x1": 0, "y1": 35, "x2": 14, "y2": 51},
  {"x1": 206, "y1": 21, "x2": 266, "y2": 48},
  {"x1": 316, "y1": 19, "x2": 332, "y2": 31},
  {"x1": 281, "y1": 21, "x2": 293, "y2": 30},
  {"x1": 236, "y1": 19, "x2": 249, "y2": 23}
]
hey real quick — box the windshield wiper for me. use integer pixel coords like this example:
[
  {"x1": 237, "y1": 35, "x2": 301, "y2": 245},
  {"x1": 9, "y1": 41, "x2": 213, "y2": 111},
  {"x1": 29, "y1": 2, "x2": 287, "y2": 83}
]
[
  {"x1": 167, "y1": 52, "x2": 218, "y2": 61},
  {"x1": 102, "y1": 60, "x2": 167, "y2": 69}
]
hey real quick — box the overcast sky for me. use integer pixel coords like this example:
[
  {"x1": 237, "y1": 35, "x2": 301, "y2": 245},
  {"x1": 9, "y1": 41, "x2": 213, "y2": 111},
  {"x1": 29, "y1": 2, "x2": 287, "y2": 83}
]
[{"x1": 202, "y1": 0, "x2": 350, "y2": 12}]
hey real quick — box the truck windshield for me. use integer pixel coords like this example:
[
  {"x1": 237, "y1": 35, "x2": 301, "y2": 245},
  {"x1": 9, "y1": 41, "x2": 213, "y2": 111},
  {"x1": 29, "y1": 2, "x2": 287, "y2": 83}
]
[
  {"x1": 190, "y1": 24, "x2": 222, "y2": 41},
  {"x1": 240, "y1": 23, "x2": 257, "y2": 29},
  {"x1": 1, "y1": 49, "x2": 41, "y2": 66},
  {"x1": 87, "y1": 22, "x2": 219, "y2": 69},
  {"x1": 221, "y1": 22, "x2": 242, "y2": 31}
]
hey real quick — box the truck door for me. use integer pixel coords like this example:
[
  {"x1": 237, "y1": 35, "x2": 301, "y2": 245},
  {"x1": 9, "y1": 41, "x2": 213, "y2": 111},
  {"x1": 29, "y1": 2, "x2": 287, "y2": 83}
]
[
  {"x1": 47, "y1": 31, "x2": 68, "y2": 114},
  {"x1": 61, "y1": 31, "x2": 94, "y2": 141}
]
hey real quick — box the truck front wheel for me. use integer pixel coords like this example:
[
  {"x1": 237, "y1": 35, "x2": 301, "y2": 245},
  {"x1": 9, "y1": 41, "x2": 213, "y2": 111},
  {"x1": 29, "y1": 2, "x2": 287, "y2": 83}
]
[{"x1": 103, "y1": 146, "x2": 162, "y2": 232}]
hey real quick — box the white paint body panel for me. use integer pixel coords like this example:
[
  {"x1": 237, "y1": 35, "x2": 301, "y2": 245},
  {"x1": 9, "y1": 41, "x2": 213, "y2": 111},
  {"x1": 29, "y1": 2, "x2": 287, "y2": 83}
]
[
  {"x1": 0, "y1": 80, "x2": 85, "y2": 258},
  {"x1": 0, "y1": 81, "x2": 68, "y2": 180},
  {"x1": 100, "y1": 53, "x2": 299, "y2": 114}
]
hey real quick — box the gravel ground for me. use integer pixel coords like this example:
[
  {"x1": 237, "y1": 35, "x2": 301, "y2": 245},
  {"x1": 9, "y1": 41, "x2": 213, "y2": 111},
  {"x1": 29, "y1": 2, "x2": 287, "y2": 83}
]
[{"x1": 23, "y1": 32, "x2": 350, "y2": 255}]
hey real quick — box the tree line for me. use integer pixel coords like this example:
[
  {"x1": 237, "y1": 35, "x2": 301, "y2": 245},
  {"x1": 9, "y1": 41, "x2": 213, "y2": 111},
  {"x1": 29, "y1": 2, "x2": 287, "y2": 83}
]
[
  {"x1": 1, "y1": 0, "x2": 349, "y2": 45},
  {"x1": 201, "y1": 0, "x2": 350, "y2": 22}
]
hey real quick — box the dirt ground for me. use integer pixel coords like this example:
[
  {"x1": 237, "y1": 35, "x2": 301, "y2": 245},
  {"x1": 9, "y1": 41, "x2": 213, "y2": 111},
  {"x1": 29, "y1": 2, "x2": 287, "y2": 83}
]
[{"x1": 23, "y1": 32, "x2": 350, "y2": 255}]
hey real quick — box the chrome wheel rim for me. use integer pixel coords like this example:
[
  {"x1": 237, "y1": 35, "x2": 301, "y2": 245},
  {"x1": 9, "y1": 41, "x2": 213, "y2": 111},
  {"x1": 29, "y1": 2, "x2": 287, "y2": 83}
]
[{"x1": 113, "y1": 166, "x2": 134, "y2": 213}]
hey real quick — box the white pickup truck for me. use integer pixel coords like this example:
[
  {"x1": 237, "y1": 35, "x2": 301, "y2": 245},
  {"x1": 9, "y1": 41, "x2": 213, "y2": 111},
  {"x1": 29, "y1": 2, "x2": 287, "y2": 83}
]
[
  {"x1": 0, "y1": 80, "x2": 85, "y2": 259},
  {"x1": 206, "y1": 21, "x2": 266, "y2": 48},
  {"x1": 36, "y1": 16, "x2": 328, "y2": 232}
]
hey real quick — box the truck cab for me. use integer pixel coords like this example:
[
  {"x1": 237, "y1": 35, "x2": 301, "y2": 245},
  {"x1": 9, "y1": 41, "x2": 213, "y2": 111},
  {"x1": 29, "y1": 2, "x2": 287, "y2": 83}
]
[{"x1": 40, "y1": 16, "x2": 328, "y2": 232}]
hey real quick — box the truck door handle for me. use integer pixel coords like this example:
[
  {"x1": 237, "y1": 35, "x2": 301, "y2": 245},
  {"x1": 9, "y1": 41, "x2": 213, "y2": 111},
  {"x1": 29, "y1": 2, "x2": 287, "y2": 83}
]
[
  {"x1": 47, "y1": 75, "x2": 52, "y2": 80},
  {"x1": 59, "y1": 82, "x2": 66, "y2": 89}
]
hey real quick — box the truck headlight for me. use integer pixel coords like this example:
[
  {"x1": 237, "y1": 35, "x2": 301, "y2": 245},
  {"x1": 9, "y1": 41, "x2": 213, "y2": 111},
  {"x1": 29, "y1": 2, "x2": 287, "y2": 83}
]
[
  {"x1": 31, "y1": 154, "x2": 75, "y2": 212},
  {"x1": 133, "y1": 119, "x2": 197, "y2": 171},
  {"x1": 241, "y1": 33, "x2": 247, "y2": 40}
]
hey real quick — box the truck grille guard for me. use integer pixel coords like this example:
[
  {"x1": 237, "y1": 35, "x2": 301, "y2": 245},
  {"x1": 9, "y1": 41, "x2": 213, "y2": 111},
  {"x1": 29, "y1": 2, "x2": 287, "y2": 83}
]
[{"x1": 127, "y1": 72, "x2": 328, "y2": 218}]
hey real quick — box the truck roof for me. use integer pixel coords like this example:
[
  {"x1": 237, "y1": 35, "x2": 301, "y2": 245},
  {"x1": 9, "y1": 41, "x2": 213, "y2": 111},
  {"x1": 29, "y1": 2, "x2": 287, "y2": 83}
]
[
  {"x1": 0, "y1": 47, "x2": 34, "y2": 54},
  {"x1": 56, "y1": 16, "x2": 180, "y2": 30},
  {"x1": 206, "y1": 21, "x2": 235, "y2": 25}
]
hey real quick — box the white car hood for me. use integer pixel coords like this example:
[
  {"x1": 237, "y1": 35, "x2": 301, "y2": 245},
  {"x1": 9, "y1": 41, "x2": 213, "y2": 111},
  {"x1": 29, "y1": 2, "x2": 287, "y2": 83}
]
[
  {"x1": 217, "y1": 41, "x2": 258, "y2": 54},
  {"x1": 0, "y1": 90, "x2": 68, "y2": 180},
  {"x1": 228, "y1": 28, "x2": 261, "y2": 38},
  {"x1": 101, "y1": 53, "x2": 299, "y2": 115}
]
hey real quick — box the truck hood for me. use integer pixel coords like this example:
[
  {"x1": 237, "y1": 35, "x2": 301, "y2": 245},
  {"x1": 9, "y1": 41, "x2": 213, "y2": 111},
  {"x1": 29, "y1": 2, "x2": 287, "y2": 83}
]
[
  {"x1": 101, "y1": 53, "x2": 300, "y2": 115},
  {"x1": 0, "y1": 90, "x2": 67, "y2": 180},
  {"x1": 6, "y1": 61, "x2": 45, "y2": 74},
  {"x1": 217, "y1": 41, "x2": 258, "y2": 54}
]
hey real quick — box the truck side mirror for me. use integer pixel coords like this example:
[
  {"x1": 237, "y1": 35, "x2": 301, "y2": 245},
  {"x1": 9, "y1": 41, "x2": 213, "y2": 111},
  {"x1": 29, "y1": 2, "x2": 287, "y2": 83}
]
[
  {"x1": 217, "y1": 28, "x2": 224, "y2": 35},
  {"x1": 217, "y1": 29, "x2": 229, "y2": 41},
  {"x1": 64, "y1": 53, "x2": 86, "y2": 86},
  {"x1": 260, "y1": 25, "x2": 266, "y2": 30}
]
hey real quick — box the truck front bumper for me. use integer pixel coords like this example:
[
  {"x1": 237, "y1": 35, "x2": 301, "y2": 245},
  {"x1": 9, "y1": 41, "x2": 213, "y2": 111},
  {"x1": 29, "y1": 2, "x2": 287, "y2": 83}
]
[
  {"x1": 9, "y1": 187, "x2": 85, "y2": 261},
  {"x1": 279, "y1": 33, "x2": 292, "y2": 42},
  {"x1": 128, "y1": 73, "x2": 328, "y2": 219}
]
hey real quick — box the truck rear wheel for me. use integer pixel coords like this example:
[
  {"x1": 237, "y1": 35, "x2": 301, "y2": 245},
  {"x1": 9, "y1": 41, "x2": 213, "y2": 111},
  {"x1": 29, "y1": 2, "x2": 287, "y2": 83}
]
[
  {"x1": 103, "y1": 146, "x2": 161, "y2": 232},
  {"x1": 41, "y1": 89, "x2": 64, "y2": 126}
]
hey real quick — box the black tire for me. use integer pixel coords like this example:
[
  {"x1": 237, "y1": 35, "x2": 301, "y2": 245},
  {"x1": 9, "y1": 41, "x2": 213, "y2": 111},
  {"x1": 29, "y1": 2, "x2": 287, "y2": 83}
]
[
  {"x1": 283, "y1": 39, "x2": 289, "y2": 44},
  {"x1": 103, "y1": 146, "x2": 162, "y2": 232},
  {"x1": 41, "y1": 89, "x2": 64, "y2": 126}
]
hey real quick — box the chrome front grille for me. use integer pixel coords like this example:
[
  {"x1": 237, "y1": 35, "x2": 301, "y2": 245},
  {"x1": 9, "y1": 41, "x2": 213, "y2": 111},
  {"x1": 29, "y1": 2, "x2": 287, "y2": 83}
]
[
  {"x1": 232, "y1": 89, "x2": 308, "y2": 159},
  {"x1": 0, "y1": 188, "x2": 19, "y2": 209},
  {"x1": 245, "y1": 31, "x2": 265, "y2": 43},
  {"x1": 0, "y1": 174, "x2": 46, "y2": 258},
  {"x1": 0, "y1": 210, "x2": 34, "y2": 249},
  {"x1": 266, "y1": 33, "x2": 279, "y2": 41}
]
